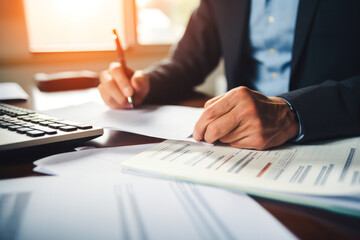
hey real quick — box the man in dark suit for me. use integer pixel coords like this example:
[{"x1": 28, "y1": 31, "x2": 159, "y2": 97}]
[{"x1": 98, "y1": 0, "x2": 360, "y2": 150}]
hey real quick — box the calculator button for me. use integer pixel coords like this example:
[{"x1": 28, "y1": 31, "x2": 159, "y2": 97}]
[
  {"x1": 59, "y1": 126, "x2": 77, "y2": 132},
  {"x1": 21, "y1": 123, "x2": 35, "y2": 128},
  {"x1": 75, "y1": 124, "x2": 93, "y2": 130},
  {"x1": 33, "y1": 126, "x2": 57, "y2": 135},
  {"x1": 39, "y1": 121, "x2": 53, "y2": 126},
  {"x1": 16, "y1": 127, "x2": 34, "y2": 134},
  {"x1": 30, "y1": 118, "x2": 44, "y2": 123},
  {"x1": 0, "y1": 122, "x2": 12, "y2": 128},
  {"x1": 48, "y1": 123, "x2": 66, "y2": 129},
  {"x1": 8, "y1": 125, "x2": 22, "y2": 131},
  {"x1": 21, "y1": 117, "x2": 34, "y2": 122},
  {"x1": 26, "y1": 130, "x2": 45, "y2": 137}
]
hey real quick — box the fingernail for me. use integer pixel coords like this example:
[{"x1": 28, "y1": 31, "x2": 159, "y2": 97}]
[{"x1": 123, "y1": 87, "x2": 132, "y2": 97}]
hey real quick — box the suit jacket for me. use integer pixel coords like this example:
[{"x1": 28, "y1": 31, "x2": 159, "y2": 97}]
[{"x1": 144, "y1": 0, "x2": 360, "y2": 142}]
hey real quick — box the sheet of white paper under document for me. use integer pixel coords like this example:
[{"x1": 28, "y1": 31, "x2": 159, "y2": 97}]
[
  {"x1": 43, "y1": 102, "x2": 203, "y2": 140},
  {"x1": 0, "y1": 82, "x2": 29, "y2": 100},
  {"x1": 33, "y1": 143, "x2": 158, "y2": 177}
]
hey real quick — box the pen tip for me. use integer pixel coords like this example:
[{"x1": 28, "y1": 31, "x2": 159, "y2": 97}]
[
  {"x1": 112, "y1": 29, "x2": 118, "y2": 39},
  {"x1": 127, "y1": 96, "x2": 134, "y2": 109}
]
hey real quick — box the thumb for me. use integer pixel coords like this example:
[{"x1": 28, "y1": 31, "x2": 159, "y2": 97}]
[
  {"x1": 131, "y1": 71, "x2": 150, "y2": 104},
  {"x1": 132, "y1": 72, "x2": 147, "y2": 89}
]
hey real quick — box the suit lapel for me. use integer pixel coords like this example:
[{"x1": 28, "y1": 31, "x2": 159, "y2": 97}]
[{"x1": 291, "y1": 0, "x2": 320, "y2": 81}]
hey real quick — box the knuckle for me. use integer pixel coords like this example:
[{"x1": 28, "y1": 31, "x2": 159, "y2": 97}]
[
  {"x1": 233, "y1": 86, "x2": 250, "y2": 98},
  {"x1": 204, "y1": 99, "x2": 213, "y2": 108},
  {"x1": 109, "y1": 61, "x2": 120, "y2": 70},
  {"x1": 108, "y1": 65, "x2": 120, "y2": 76},
  {"x1": 243, "y1": 103, "x2": 257, "y2": 117}
]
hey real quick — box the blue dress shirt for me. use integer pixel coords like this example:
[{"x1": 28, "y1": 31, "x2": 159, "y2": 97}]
[
  {"x1": 249, "y1": 0, "x2": 303, "y2": 141},
  {"x1": 249, "y1": 0, "x2": 299, "y2": 96}
]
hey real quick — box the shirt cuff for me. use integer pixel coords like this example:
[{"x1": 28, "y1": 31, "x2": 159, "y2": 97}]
[{"x1": 281, "y1": 98, "x2": 304, "y2": 142}]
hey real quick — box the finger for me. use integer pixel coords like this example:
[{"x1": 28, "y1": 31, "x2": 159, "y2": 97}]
[
  {"x1": 204, "y1": 94, "x2": 225, "y2": 108},
  {"x1": 98, "y1": 73, "x2": 130, "y2": 108},
  {"x1": 99, "y1": 70, "x2": 109, "y2": 84},
  {"x1": 102, "y1": 71, "x2": 127, "y2": 103},
  {"x1": 219, "y1": 122, "x2": 253, "y2": 143},
  {"x1": 202, "y1": 108, "x2": 242, "y2": 143},
  {"x1": 109, "y1": 62, "x2": 134, "y2": 97},
  {"x1": 193, "y1": 94, "x2": 236, "y2": 141},
  {"x1": 98, "y1": 83, "x2": 124, "y2": 109}
]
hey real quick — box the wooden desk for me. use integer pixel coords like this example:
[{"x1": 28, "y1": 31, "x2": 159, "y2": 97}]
[{"x1": 1, "y1": 85, "x2": 360, "y2": 240}]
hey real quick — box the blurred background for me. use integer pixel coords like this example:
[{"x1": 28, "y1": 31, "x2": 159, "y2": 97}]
[{"x1": 0, "y1": 0, "x2": 225, "y2": 96}]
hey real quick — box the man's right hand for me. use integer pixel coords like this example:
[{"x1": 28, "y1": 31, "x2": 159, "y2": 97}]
[{"x1": 98, "y1": 62, "x2": 150, "y2": 109}]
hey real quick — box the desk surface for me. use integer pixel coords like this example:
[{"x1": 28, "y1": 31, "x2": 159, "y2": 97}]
[{"x1": 1, "y1": 84, "x2": 360, "y2": 239}]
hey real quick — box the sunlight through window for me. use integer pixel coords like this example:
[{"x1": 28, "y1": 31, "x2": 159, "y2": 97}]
[
  {"x1": 23, "y1": 0, "x2": 200, "y2": 52},
  {"x1": 23, "y1": 0, "x2": 124, "y2": 52},
  {"x1": 136, "y1": 0, "x2": 200, "y2": 45}
]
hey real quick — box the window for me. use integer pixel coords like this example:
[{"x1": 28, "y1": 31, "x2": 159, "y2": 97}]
[
  {"x1": 23, "y1": 0, "x2": 199, "y2": 52},
  {"x1": 135, "y1": 0, "x2": 199, "y2": 45},
  {"x1": 23, "y1": 0, "x2": 125, "y2": 52}
]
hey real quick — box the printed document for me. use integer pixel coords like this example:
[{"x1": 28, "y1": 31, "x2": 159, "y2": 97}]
[
  {"x1": 122, "y1": 137, "x2": 360, "y2": 196},
  {"x1": 43, "y1": 102, "x2": 203, "y2": 140}
]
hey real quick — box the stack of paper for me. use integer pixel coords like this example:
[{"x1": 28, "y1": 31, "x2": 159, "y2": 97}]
[
  {"x1": 121, "y1": 137, "x2": 360, "y2": 216},
  {"x1": 0, "y1": 176, "x2": 295, "y2": 239}
]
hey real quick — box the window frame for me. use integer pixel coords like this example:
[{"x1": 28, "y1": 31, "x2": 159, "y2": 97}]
[{"x1": 123, "y1": 0, "x2": 172, "y2": 53}]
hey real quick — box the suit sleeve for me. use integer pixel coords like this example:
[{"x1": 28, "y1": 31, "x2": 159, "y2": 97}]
[
  {"x1": 279, "y1": 75, "x2": 360, "y2": 142},
  {"x1": 143, "y1": 0, "x2": 221, "y2": 104}
]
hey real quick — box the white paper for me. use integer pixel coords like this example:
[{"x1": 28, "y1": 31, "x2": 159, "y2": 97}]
[
  {"x1": 257, "y1": 189, "x2": 360, "y2": 216},
  {"x1": 122, "y1": 137, "x2": 360, "y2": 196},
  {"x1": 43, "y1": 102, "x2": 203, "y2": 140},
  {"x1": 31, "y1": 87, "x2": 103, "y2": 111},
  {"x1": 0, "y1": 82, "x2": 29, "y2": 100},
  {"x1": 34, "y1": 143, "x2": 158, "y2": 176},
  {"x1": 0, "y1": 176, "x2": 295, "y2": 240}
]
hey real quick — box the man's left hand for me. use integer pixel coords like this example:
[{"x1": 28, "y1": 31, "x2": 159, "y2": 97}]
[{"x1": 193, "y1": 86, "x2": 299, "y2": 150}]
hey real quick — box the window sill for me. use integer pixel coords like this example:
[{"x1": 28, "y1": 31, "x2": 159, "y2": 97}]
[{"x1": 0, "y1": 44, "x2": 171, "y2": 66}]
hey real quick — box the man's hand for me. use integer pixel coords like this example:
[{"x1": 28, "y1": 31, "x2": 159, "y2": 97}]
[
  {"x1": 193, "y1": 86, "x2": 299, "y2": 150},
  {"x1": 98, "y1": 62, "x2": 150, "y2": 109}
]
